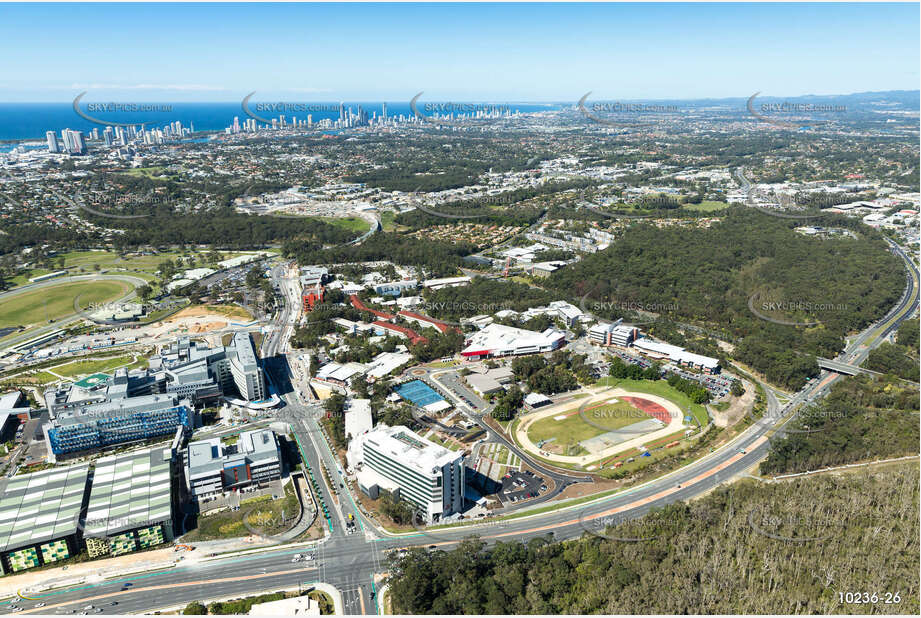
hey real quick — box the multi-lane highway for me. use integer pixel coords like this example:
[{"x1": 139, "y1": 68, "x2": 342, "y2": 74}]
[{"x1": 5, "y1": 241, "x2": 917, "y2": 616}]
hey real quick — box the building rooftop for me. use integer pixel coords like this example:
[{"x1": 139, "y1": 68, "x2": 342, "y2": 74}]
[
  {"x1": 83, "y1": 447, "x2": 173, "y2": 538},
  {"x1": 231, "y1": 331, "x2": 259, "y2": 373},
  {"x1": 52, "y1": 393, "x2": 188, "y2": 426},
  {"x1": 466, "y1": 373, "x2": 504, "y2": 394},
  {"x1": 362, "y1": 425, "x2": 460, "y2": 473},
  {"x1": 238, "y1": 429, "x2": 280, "y2": 464},
  {"x1": 345, "y1": 399, "x2": 373, "y2": 439},
  {"x1": 0, "y1": 391, "x2": 25, "y2": 410},
  {"x1": 0, "y1": 463, "x2": 90, "y2": 553},
  {"x1": 248, "y1": 596, "x2": 320, "y2": 616},
  {"x1": 462, "y1": 323, "x2": 566, "y2": 356},
  {"x1": 364, "y1": 352, "x2": 413, "y2": 379},
  {"x1": 187, "y1": 437, "x2": 222, "y2": 479}
]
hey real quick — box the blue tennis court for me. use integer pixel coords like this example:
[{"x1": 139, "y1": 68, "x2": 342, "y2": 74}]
[{"x1": 393, "y1": 380, "x2": 445, "y2": 407}]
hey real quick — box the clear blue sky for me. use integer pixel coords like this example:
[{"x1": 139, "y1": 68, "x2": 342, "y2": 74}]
[{"x1": 0, "y1": 2, "x2": 917, "y2": 102}]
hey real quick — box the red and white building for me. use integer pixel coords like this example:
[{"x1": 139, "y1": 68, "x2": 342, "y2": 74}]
[{"x1": 460, "y1": 323, "x2": 566, "y2": 359}]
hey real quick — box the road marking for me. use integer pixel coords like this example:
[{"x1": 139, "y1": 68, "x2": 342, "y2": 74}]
[
  {"x1": 18, "y1": 567, "x2": 313, "y2": 614},
  {"x1": 423, "y1": 436, "x2": 771, "y2": 546}
]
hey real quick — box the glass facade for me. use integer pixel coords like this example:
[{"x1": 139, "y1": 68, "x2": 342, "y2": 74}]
[{"x1": 47, "y1": 405, "x2": 192, "y2": 455}]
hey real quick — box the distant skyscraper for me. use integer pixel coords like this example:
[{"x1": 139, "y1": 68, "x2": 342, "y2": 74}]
[
  {"x1": 71, "y1": 130, "x2": 86, "y2": 154},
  {"x1": 382, "y1": 103, "x2": 387, "y2": 119},
  {"x1": 103, "y1": 127, "x2": 113, "y2": 146},
  {"x1": 60, "y1": 129, "x2": 86, "y2": 155},
  {"x1": 233, "y1": 116, "x2": 241, "y2": 133},
  {"x1": 46, "y1": 131, "x2": 59, "y2": 153}
]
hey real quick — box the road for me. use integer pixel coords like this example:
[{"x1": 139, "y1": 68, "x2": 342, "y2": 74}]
[{"x1": 5, "y1": 239, "x2": 917, "y2": 616}]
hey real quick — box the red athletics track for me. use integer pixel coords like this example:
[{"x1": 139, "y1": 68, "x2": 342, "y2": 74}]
[{"x1": 620, "y1": 396, "x2": 672, "y2": 424}]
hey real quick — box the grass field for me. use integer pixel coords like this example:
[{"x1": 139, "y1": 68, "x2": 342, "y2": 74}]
[
  {"x1": 0, "y1": 280, "x2": 132, "y2": 330},
  {"x1": 684, "y1": 200, "x2": 729, "y2": 212},
  {"x1": 51, "y1": 355, "x2": 137, "y2": 378},
  {"x1": 323, "y1": 216, "x2": 370, "y2": 233},
  {"x1": 527, "y1": 400, "x2": 647, "y2": 445},
  {"x1": 182, "y1": 482, "x2": 299, "y2": 542},
  {"x1": 197, "y1": 304, "x2": 253, "y2": 320},
  {"x1": 596, "y1": 377, "x2": 710, "y2": 427},
  {"x1": 8, "y1": 249, "x2": 271, "y2": 288},
  {"x1": 265, "y1": 214, "x2": 370, "y2": 235},
  {"x1": 115, "y1": 166, "x2": 176, "y2": 180},
  {"x1": 379, "y1": 210, "x2": 397, "y2": 231}
]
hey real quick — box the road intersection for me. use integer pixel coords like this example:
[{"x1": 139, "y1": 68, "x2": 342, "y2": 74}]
[{"x1": 4, "y1": 246, "x2": 916, "y2": 616}]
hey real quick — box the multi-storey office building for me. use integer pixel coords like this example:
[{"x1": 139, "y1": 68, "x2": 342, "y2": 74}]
[
  {"x1": 42, "y1": 393, "x2": 193, "y2": 462},
  {"x1": 348, "y1": 425, "x2": 464, "y2": 522},
  {"x1": 184, "y1": 429, "x2": 282, "y2": 500},
  {"x1": 158, "y1": 333, "x2": 266, "y2": 403}
]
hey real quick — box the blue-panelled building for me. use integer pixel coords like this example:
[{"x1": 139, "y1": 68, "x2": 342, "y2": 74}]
[{"x1": 42, "y1": 391, "x2": 194, "y2": 462}]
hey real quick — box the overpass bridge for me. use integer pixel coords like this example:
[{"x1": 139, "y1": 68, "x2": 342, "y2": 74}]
[
  {"x1": 816, "y1": 357, "x2": 881, "y2": 376},
  {"x1": 818, "y1": 358, "x2": 919, "y2": 385}
]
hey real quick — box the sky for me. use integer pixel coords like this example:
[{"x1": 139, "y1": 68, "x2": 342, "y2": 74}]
[{"x1": 0, "y1": 2, "x2": 918, "y2": 102}]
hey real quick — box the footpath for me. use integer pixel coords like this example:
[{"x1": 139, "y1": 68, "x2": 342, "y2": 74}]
[{"x1": 0, "y1": 535, "x2": 325, "y2": 600}]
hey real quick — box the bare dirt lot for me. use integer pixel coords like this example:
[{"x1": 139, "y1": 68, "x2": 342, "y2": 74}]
[{"x1": 710, "y1": 381, "x2": 755, "y2": 428}]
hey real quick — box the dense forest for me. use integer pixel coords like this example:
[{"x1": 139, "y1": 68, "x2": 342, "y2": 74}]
[
  {"x1": 509, "y1": 350, "x2": 590, "y2": 395},
  {"x1": 861, "y1": 319, "x2": 920, "y2": 381},
  {"x1": 284, "y1": 232, "x2": 478, "y2": 277},
  {"x1": 103, "y1": 209, "x2": 356, "y2": 250},
  {"x1": 344, "y1": 149, "x2": 541, "y2": 193},
  {"x1": 387, "y1": 465, "x2": 919, "y2": 614},
  {"x1": 760, "y1": 374, "x2": 919, "y2": 475},
  {"x1": 547, "y1": 210, "x2": 904, "y2": 389}
]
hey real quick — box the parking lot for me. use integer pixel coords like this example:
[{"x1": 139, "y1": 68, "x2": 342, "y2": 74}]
[
  {"x1": 434, "y1": 370, "x2": 487, "y2": 412},
  {"x1": 667, "y1": 365, "x2": 733, "y2": 398},
  {"x1": 609, "y1": 349, "x2": 732, "y2": 398},
  {"x1": 499, "y1": 470, "x2": 547, "y2": 504}
]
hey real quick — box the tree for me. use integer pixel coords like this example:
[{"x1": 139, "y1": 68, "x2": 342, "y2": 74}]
[
  {"x1": 730, "y1": 380, "x2": 745, "y2": 397},
  {"x1": 492, "y1": 385, "x2": 524, "y2": 421},
  {"x1": 324, "y1": 393, "x2": 345, "y2": 418},
  {"x1": 245, "y1": 265, "x2": 263, "y2": 290},
  {"x1": 136, "y1": 284, "x2": 152, "y2": 302},
  {"x1": 181, "y1": 601, "x2": 207, "y2": 615}
]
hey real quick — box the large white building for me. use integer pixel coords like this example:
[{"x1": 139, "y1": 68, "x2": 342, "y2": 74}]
[
  {"x1": 347, "y1": 425, "x2": 464, "y2": 522},
  {"x1": 227, "y1": 331, "x2": 266, "y2": 401},
  {"x1": 344, "y1": 398, "x2": 373, "y2": 439},
  {"x1": 460, "y1": 323, "x2": 566, "y2": 359},
  {"x1": 633, "y1": 338, "x2": 720, "y2": 373},
  {"x1": 588, "y1": 321, "x2": 639, "y2": 347}
]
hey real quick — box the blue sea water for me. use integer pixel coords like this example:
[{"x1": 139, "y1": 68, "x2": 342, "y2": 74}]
[{"x1": 0, "y1": 100, "x2": 563, "y2": 144}]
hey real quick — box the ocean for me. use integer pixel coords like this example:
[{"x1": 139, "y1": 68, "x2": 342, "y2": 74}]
[{"x1": 0, "y1": 101, "x2": 564, "y2": 145}]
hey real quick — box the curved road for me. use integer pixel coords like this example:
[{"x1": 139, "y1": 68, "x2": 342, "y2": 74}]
[
  {"x1": 5, "y1": 241, "x2": 917, "y2": 616},
  {"x1": 0, "y1": 273, "x2": 146, "y2": 350}
]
